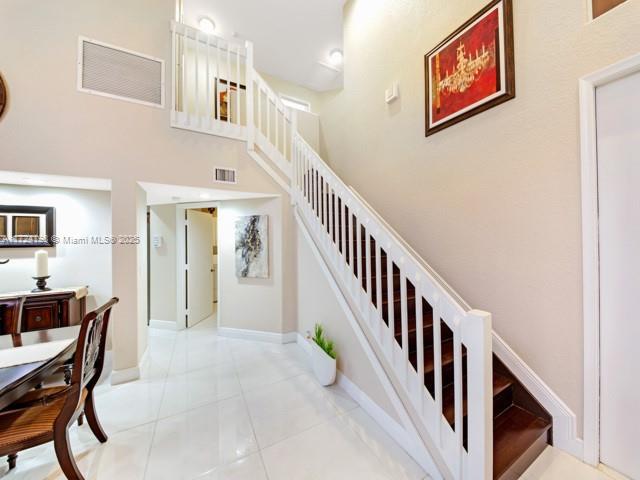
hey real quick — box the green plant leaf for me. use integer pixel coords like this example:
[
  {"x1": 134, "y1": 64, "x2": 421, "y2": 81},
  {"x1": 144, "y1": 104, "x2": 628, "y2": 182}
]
[{"x1": 312, "y1": 323, "x2": 337, "y2": 359}]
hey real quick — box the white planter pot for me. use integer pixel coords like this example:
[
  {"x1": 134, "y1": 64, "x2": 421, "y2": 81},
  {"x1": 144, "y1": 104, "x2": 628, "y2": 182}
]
[{"x1": 310, "y1": 340, "x2": 337, "y2": 386}]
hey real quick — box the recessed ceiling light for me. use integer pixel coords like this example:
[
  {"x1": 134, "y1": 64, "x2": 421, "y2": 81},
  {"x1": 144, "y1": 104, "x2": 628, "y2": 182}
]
[
  {"x1": 329, "y1": 49, "x2": 343, "y2": 66},
  {"x1": 199, "y1": 193, "x2": 211, "y2": 199},
  {"x1": 198, "y1": 17, "x2": 216, "y2": 35}
]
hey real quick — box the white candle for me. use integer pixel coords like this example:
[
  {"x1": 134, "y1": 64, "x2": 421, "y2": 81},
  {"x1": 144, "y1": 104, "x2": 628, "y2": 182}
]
[{"x1": 35, "y1": 250, "x2": 48, "y2": 277}]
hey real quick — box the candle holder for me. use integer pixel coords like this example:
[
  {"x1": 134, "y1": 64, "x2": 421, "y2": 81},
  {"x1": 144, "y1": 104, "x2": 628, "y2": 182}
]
[{"x1": 32, "y1": 276, "x2": 52, "y2": 292}]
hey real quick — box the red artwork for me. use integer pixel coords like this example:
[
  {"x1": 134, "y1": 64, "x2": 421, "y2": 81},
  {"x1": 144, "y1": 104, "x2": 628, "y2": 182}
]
[{"x1": 424, "y1": 0, "x2": 514, "y2": 136}]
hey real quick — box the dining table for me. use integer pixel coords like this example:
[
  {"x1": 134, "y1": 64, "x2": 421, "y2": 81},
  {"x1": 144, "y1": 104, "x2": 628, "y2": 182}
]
[{"x1": 0, "y1": 326, "x2": 79, "y2": 411}]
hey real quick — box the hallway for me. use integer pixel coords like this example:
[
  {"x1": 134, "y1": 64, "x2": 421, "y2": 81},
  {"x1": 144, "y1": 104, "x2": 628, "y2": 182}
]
[{"x1": 3, "y1": 318, "x2": 426, "y2": 480}]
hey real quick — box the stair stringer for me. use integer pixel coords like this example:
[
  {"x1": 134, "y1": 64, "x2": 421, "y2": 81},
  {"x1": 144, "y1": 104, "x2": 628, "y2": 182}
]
[{"x1": 295, "y1": 207, "x2": 453, "y2": 480}]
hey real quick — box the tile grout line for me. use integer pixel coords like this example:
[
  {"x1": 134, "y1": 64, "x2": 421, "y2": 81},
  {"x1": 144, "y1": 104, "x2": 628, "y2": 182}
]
[
  {"x1": 141, "y1": 328, "x2": 179, "y2": 480},
  {"x1": 229, "y1": 338, "x2": 273, "y2": 480}
]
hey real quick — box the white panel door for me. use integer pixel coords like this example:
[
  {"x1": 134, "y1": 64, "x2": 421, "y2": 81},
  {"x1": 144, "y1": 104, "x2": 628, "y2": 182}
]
[
  {"x1": 597, "y1": 70, "x2": 640, "y2": 479},
  {"x1": 187, "y1": 210, "x2": 214, "y2": 328}
]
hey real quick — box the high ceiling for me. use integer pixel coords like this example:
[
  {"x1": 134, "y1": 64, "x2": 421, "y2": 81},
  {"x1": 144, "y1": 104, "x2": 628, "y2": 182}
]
[{"x1": 183, "y1": 0, "x2": 344, "y2": 92}]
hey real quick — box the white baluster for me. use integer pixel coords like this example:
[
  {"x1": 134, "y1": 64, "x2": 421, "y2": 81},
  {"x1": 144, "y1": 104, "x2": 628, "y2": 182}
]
[
  {"x1": 206, "y1": 36, "x2": 211, "y2": 125},
  {"x1": 375, "y1": 239, "x2": 383, "y2": 342},
  {"x1": 225, "y1": 41, "x2": 230, "y2": 125},
  {"x1": 433, "y1": 296, "x2": 443, "y2": 445},
  {"x1": 364, "y1": 222, "x2": 373, "y2": 319},
  {"x1": 215, "y1": 37, "x2": 220, "y2": 121},
  {"x1": 453, "y1": 317, "x2": 463, "y2": 478},
  {"x1": 195, "y1": 31, "x2": 200, "y2": 124},
  {"x1": 245, "y1": 42, "x2": 254, "y2": 149},
  {"x1": 400, "y1": 264, "x2": 408, "y2": 377},
  {"x1": 386, "y1": 249, "x2": 395, "y2": 361},
  {"x1": 415, "y1": 278, "x2": 425, "y2": 409},
  {"x1": 236, "y1": 44, "x2": 241, "y2": 126}
]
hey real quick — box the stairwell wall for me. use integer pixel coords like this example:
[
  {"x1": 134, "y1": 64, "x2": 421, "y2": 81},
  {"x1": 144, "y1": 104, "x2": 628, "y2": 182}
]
[{"x1": 317, "y1": 0, "x2": 640, "y2": 434}]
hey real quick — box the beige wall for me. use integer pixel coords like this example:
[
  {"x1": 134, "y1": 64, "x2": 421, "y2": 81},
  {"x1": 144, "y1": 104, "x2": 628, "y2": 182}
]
[
  {"x1": 260, "y1": 72, "x2": 324, "y2": 114},
  {"x1": 218, "y1": 197, "x2": 292, "y2": 333},
  {"x1": 317, "y1": 0, "x2": 640, "y2": 431},
  {"x1": 149, "y1": 204, "x2": 177, "y2": 324},
  {"x1": 296, "y1": 223, "x2": 400, "y2": 422},
  {"x1": 0, "y1": 0, "x2": 287, "y2": 373}
]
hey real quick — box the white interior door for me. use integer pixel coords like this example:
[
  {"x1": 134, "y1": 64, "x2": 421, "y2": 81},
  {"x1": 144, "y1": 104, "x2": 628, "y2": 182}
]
[
  {"x1": 597, "y1": 69, "x2": 640, "y2": 479},
  {"x1": 186, "y1": 210, "x2": 214, "y2": 328}
]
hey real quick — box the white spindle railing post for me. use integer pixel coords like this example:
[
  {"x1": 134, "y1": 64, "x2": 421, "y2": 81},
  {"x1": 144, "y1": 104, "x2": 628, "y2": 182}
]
[
  {"x1": 386, "y1": 247, "x2": 395, "y2": 360},
  {"x1": 453, "y1": 317, "x2": 464, "y2": 478},
  {"x1": 364, "y1": 221, "x2": 373, "y2": 321},
  {"x1": 235, "y1": 45, "x2": 241, "y2": 126},
  {"x1": 224, "y1": 41, "x2": 230, "y2": 125},
  {"x1": 463, "y1": 309, "x2": 493, "y2": 480},
  {"x1": 399, "y1": 263, "x2": 409, "y2": 376},
  {"x1": 205, "y1": 35, "x2": 211, "y2": 126},
  {"x1": 415, "y1": 276, "x2": 425, "y2": 405},
  {"x1": 245, "y1": 41, "x2": 255, "y2": 151},
  {"x1": 215, "y1": 37, "x2": 220, "y2": 121},
  {"x1": 433, "y1": 295, "x2": 443, "y2": 444},
  {"x1": 375, "y1": 236, "x2": 383, "y2": 341},
  {"x1": 183, "y1": 33, "x2": 190, "y2": 125},
  {"x1": 195, "y1": 30, "x2": 200, "y2": 125},
  {"x1": 171, "y1": 23, "x2": 177, "y2": 117}
]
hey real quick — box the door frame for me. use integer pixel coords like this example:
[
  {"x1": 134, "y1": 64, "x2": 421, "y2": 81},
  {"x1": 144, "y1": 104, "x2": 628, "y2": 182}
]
[
  {"x1": 580, "y1": 52, "x2": 640, "y2": 466},
  {"x1": 176, "y1": 201, "x2": 220, "y2": 330}
]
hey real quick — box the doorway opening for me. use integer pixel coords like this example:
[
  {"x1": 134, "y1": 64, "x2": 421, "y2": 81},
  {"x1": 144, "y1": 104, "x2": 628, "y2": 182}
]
[{"x1": 183, "y1": 206, "x2": 218, "y2": 329}]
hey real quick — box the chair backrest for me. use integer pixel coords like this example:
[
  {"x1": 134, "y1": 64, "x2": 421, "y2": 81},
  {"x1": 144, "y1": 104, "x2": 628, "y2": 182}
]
[
  {"x1": 70, "y1": 297, "x2": 119, "y2": 391},
  {"x1": 0, "y1": 296, "x2": 25, "y2": 335}
]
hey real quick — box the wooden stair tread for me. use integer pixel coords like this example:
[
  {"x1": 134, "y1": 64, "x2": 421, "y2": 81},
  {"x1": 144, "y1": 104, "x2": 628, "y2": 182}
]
[
  {"x1": 442, "y1": 373, "x2": 513, "y2": 425},
  {"x1": 493, "y1": 406, "x2": 551, "y2": 479},
  {"x1": 422, "y1": 340, "x2": 457, "y2": 374}
]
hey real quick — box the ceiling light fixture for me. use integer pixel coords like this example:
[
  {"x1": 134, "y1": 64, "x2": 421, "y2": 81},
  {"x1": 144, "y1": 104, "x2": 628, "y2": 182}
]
[
  {"x1": 199, "y1": 193, "x2": 211, "y2": 199},
  {"x1": 198, "y1": 17, "x2": 216, "y2": 35},
  {"x1": 329, "y1": 49, "x2": 343, "y2": 66}
]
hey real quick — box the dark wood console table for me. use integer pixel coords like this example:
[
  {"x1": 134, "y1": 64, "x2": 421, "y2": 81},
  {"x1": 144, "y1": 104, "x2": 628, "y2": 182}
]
[{"x1": 0, "y1": 288, "x2": 87, "y2": 335}]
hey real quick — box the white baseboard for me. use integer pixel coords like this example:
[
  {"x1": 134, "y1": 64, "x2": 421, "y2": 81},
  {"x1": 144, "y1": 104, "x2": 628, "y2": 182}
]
[
  {"x1": 295, "y1": 333, "x2": 435, "y2": 474},
  {"x1": 149, "y1": 319, "x2": 177, "y2": 330},
  {"x1": 218, "y1": 326, "x2": 297, "y2": 344},
  {"x1": 492, "y1": 332, "x2": 584, "y2": 459},
  {"x1": 110, "y1": 347, "x2": 147, "y2": 385}
]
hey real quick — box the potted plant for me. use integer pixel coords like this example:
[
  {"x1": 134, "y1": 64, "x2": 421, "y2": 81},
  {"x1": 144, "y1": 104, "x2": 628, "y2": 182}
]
[{"x1": 310, "y1": 324, "x2": 337, "y2": 386}]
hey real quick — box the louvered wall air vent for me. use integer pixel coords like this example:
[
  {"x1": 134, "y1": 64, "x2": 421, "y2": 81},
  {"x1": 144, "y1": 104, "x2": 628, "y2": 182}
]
[
  {"x1": 214, "y1": 167, "x2": 237, "y2": 184},
  {"x1": 78, "y1": 37, "x2": 164, "y2": 107}
]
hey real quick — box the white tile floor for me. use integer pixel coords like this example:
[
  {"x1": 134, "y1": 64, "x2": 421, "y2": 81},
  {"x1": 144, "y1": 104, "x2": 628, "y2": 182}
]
[{"x1": 1, "y1": 317, "x2": 427, "y2": 480}]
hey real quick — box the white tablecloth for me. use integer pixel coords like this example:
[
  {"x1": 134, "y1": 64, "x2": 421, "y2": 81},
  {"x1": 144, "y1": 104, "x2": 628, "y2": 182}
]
[{"x1": 0, "y1": 339, "x2": 74, "y2": 369}]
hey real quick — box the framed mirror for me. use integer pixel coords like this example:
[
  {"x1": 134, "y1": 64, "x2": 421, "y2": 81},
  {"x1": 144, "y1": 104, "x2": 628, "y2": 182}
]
[{"x1": 0, "y1": 206, "x2": 56, "y2": 248}]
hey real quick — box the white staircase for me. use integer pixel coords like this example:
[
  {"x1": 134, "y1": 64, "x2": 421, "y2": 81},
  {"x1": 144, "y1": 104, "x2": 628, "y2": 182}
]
[{"x1": 170, "y1": 21, "x2": 494, "y2": 480}]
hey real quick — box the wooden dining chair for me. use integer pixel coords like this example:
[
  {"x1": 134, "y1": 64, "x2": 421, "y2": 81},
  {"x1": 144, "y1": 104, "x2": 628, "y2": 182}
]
[
  {"x1": 0, "y1": 296, "x2": 25, "y2": 346},
  {"x1": 0, "y1": 297, "x2": 119, "y2": 478}
]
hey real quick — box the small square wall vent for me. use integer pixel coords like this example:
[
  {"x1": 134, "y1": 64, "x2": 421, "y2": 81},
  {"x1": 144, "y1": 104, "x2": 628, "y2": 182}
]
[
  {"x1": 214, "y1": 167, "x2": 237, "y2": 184},
  {"x1": 78, "y1": 37, "x2": 164, "y2": 108}
]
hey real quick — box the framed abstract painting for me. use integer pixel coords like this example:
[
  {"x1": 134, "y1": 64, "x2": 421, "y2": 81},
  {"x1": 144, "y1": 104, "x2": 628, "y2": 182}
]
[
  {"x1": 235, "y1": 215, "x2": 269, "y2": 279},
  {"x1": 424, "y1": 0, "x2": 515, "y2": 136}
]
